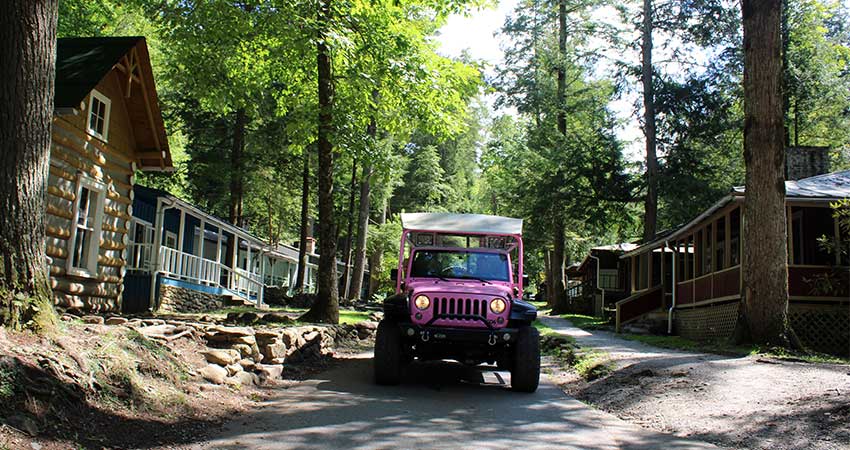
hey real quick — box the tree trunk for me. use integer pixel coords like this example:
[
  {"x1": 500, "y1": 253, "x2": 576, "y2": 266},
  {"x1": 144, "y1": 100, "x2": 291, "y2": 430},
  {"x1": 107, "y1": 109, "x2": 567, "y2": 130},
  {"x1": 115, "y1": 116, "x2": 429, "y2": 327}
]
[
  {"x1": 339, "y1": 158, "x2": 357, "y2": 299},
  {"x1": 736, "y1": 0, "x2": 791, "y2": 346},
  {"x1": 0, "y1": 0, "x2": 58, "y2": 331},
  {"x1": 301, "y1": 0, "x2": 339, "y2": 324},
  {"x1": 294, "y1": 148, "x2": 310, "y2": 294},
  {"x1": 350, "y1": 163, "x2": 372, "y2": 302},
  {"x1": 229, "y1": 108, "x2": 247, "y2": 227},
  {"x1": 544, "y1": 250, "x2": 554, "y2": 307},
  {"x1": 550, "y1": 216, "x2": 567, "y2": 311},
  {"x1": 556, "y1": 0, "x2": 567, "y2": 136},
  {"x1": 642, "y1": 0, "x2": 658, "y2": 242},
  {"x1": 366, "y1": 201, "x2": 386, "y2": 300}
]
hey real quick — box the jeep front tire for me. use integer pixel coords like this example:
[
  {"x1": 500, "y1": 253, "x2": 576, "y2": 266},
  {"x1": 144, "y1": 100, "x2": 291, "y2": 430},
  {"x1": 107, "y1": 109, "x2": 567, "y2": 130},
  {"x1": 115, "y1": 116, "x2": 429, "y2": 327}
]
[
  {"x1": 374, "y1": 320, "x2": 403, "y2": 385},
  {"x1": 511, "y1": 326, "x2": 540, "y2": 392}
]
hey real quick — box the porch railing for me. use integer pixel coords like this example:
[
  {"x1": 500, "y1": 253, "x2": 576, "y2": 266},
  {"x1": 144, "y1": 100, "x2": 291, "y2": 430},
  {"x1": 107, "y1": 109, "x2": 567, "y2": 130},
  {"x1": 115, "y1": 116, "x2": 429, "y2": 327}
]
[{"x1": 156, "y1": 246, "x2": 264, "y2": 303}]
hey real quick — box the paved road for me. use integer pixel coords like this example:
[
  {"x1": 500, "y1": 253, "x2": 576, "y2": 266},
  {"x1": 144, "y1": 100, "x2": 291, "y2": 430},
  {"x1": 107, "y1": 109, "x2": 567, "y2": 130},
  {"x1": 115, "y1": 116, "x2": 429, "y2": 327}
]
[{"x1": 192, "y1": 350, "x2": 717, "y2": 450}]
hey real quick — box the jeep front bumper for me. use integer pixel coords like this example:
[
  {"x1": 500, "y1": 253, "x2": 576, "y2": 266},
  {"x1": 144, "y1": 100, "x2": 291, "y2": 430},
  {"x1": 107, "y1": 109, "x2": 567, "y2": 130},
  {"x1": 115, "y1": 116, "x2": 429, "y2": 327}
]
[{"x1": 398, "y1": 322, "x2": 519, "y2": 346}]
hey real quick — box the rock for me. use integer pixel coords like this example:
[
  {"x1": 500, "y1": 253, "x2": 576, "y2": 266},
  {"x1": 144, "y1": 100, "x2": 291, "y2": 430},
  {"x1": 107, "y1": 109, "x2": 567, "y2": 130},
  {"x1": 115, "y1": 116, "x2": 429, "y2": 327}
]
[
  {"x1": 225, "y1": 363, "x2": 244, "y2": 376},
  {"x1": 356, "y1": 321, "x2": 378, "y2": 331},
  {"x1": 81, "y1": 315, "x2": 104, "y2": 325},
  {"x1": 208, "y1": 325, "x2": 254, "y2": 337},
  {"x1": 671, "y1": 369, "x2": 689, "y2": 378},
  {"x1": 60, "y1": 314, "x2": 77, "y2": 322},
  {"x1": 235, "y1": 371, "x2": 259, "y2": 386},
  {"x1": 280, "y1": 329, "x2": 304, "y2": 349},
  {"x1": 231, "y1": 343, "x2": 256, "y2": 359},
  {"x1": 255, "y1": 364, "x2": 283, "y2": 381},
  {"x1": 142, "y1": 319, "x2": 166, "y2": 326},
  {"x1": 261, "y1": 312, "x2": 294, "y2": 325},
  {"x1": 202, "y1": 349, "x2": 240, "y2": 366},
  {"x1": 200, "y1": 364, "x2": 228, "y2": 385},
  {"x1": 302, "y1": 330, "x2": 320, "y2": 342},
  {"x1": 238, "y1": 359, "x2": 257, "y2": 371},
  {"x1": 255, "y1": 330, "x2": 282, "y2": 346},
  {"x1": 260, "y1": 340, "x2": 287, "y2": 362},
  {"x1": 226, "y1": 312, "x2": 260, "y2": 325},
  {"x1": 105, "y1": 316, "x2": 128, "y2": 326}
]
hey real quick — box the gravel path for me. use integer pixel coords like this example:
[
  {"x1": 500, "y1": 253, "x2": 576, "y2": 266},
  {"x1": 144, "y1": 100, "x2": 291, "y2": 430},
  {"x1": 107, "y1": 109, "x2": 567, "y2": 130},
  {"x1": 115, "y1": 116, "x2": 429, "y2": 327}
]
[
  {"x1": 540, "y1": 316, "x2": 850, "y2": 450},
  {"x1": 187, "y1": 351, "x2": 717, "y2": 449}
]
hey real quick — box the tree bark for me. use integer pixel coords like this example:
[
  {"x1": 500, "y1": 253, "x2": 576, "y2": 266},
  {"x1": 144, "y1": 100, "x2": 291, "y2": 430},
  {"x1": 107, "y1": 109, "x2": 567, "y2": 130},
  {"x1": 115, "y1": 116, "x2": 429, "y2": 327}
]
[
  {"x1": 339, "y1": 158, "x2": 357, "y2": 299},
  {"x1": 642, "y1": 0, "x2": 658, "y2": 242},
  {"x1": 229, "y1": 108, "x2": 247, "y2": 227},
  {"x1": 294, "y1": 148, "x2": 310, "y2": 294},
  {"x1": 556, "y1": 0, "x2": 567, "y2": 136},
  {"x1": 736, "y1": 0, "x2": 791, "y2": 346},
  {"x1": 350, "y1": 162, "x2": 372, "y2": 302},
  {"x1": 550, "y1": 1, "x2": 568, "y2": 311},
  {"x1": 366, "y1": 200, "x2": 386, "y2": 300},
  {"x1": 550, "y1": 216, "x2": 567, "y2": 310},
  {"x1": 301, "y1": 0, "x2": 339, "y2": 324},
  {"x1": 0, "y1": 0, "x2": 58, "y2": 330}
]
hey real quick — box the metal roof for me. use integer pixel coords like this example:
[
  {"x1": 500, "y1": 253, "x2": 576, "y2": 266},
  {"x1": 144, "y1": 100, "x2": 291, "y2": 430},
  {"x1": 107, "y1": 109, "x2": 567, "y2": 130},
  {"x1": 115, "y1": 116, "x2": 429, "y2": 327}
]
[
  {"x1": 401, "y1": 213, "x2": 523, "y2": 235},
  {"x1": 733, "y1": 169, "x2": 850, "y2": 199}
]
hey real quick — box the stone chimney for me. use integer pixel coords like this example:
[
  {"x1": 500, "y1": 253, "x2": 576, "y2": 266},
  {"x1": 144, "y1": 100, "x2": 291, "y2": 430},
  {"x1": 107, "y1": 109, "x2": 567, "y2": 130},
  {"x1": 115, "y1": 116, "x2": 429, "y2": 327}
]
[{"x1": 785, "y1": 146, "x2": 830, "y2": 181}]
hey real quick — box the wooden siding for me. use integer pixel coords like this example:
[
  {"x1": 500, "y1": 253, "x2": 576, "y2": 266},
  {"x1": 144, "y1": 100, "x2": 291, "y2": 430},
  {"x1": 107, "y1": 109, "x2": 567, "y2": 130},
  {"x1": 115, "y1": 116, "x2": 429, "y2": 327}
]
[{"x1": 47, "y1": 70, "x2": 138, "y2": 313}]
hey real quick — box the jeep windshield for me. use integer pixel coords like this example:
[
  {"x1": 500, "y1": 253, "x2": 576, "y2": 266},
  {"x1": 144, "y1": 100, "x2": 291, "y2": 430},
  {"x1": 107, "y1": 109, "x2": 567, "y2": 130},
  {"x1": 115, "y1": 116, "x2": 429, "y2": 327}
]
[{"x1": 410, "y1": 250, "x2": 509, "y2": 282}]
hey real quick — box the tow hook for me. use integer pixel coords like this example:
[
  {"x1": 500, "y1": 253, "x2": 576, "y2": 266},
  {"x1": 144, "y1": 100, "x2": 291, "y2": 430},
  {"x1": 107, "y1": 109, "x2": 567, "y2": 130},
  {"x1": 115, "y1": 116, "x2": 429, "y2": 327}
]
[
  {"x1": 421, "y1": 330, "x2": 430, "y2": 342},
  {"x1": 488, "y1": 333, "x2": 497, "y2": 346}
]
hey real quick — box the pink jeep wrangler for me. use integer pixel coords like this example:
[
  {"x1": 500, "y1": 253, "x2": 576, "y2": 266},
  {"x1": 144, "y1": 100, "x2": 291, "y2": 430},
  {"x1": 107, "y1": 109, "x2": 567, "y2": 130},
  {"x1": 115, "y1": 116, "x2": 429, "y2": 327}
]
[{"x1": 374, "y1": 213, "x2": 540, "y2": 392}]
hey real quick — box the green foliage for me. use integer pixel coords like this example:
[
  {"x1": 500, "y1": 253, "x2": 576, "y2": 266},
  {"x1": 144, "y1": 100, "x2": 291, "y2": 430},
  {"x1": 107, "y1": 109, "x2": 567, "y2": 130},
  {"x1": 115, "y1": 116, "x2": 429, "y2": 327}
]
[{"x1": 559, "y1": 313, "x2": 611, "y2": 330}]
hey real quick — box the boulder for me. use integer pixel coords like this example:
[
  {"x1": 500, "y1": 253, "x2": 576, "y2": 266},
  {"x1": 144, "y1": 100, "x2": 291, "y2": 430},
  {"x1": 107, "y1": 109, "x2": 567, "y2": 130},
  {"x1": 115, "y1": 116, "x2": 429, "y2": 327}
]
[
  {"x1": 356, "y1": 321, "x2": 378, "y2": 331},
  {"x1": 200, "y1": 364, "x2": 228, "y2": 385},
  {"x1": 260, "y1": 312, "x2": 294, "y2": 325},
  {"x1": 280, "y1": 329, "x2": 304, "y2": 349},
  {"x1": 225, "y1": 363, "x2": 244, "y2": 376},
  {"x1": 105, "y1": 316, "x2": 128, "y2": 326},
  {"x1": 234, "y1": 371, "x2": 259, "y2": 386},
  {"x1": 81, "y1": 315, "x2": 104, "y2": 325},
  {"x1": 202, "y1": 349, "x2": 240, "y2": 366},
  {"x1": 255, "y1": 364, "x2": 283, "y2": 381},
  {"x1": 226, "y1": 312, "x2": 260, "y2": 325},
  {"x1": 238, "y1": 358, "x2": 257, "y2": 371},
  {"x1": 255, "y1": 330, "x2": 281, "y2": 346},
  {"x1": 260, "y1": 340, "x2": 287, "y2": 362}
]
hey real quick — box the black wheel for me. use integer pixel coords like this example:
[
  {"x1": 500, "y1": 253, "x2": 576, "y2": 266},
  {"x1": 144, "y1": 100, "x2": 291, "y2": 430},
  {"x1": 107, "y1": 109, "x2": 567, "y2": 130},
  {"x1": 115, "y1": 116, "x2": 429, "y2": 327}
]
[
  {"x1": 374, "y1": 320, "x2": 403, "y2": 385},
  {"x1": 511, "y1": 326, "x2": 540, "y2": 392}
]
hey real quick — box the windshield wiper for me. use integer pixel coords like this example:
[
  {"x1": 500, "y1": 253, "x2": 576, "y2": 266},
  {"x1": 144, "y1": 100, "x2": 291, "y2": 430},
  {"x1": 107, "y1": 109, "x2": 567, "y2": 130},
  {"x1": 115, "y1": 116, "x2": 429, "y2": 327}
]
[{"x1": 456, "y1": 275, "x2": 491, "y2": 284}]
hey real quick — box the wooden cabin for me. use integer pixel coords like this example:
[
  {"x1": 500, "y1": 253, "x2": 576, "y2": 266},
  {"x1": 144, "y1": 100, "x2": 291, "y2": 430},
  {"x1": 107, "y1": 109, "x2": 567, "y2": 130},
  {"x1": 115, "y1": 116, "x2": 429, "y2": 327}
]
[
  {"x1": 618, "y1": 163, "x2": 850, "y2": 355},
  {"x1": 123, "y1": 185, "x2": 320, "y2": 313},
  {"x1": 565, "y1": 243, "x2": 637, "y2": 316},
  {"x1": 48, "y1": 37, "x2": 172, "y2": 313}
]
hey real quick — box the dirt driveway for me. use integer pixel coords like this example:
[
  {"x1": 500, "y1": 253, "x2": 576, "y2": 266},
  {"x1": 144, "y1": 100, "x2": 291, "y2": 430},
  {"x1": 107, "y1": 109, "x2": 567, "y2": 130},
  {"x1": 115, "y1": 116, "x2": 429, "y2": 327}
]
[
  {"x1": 185, "y1": 353, "x2": 716, "y2": 449},
  {"x1": 539, "y1": 316, "x2": 850, "y2": 450}
]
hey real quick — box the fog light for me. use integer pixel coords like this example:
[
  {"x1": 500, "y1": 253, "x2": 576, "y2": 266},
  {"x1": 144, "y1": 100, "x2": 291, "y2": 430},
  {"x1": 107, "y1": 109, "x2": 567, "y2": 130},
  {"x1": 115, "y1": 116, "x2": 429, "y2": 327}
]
[
  {"x1": 414, "y1": 294, "x2": 430, "y2": 310},
  {"x1": 490, "y1": 298, "x2": 506, "y2": 314},
  {"x1": 503, "y1": 333, "x2": 511, "y2": 341},
  {"x1": 407, "y1": 328, "x2": 415, "y2": 336}
]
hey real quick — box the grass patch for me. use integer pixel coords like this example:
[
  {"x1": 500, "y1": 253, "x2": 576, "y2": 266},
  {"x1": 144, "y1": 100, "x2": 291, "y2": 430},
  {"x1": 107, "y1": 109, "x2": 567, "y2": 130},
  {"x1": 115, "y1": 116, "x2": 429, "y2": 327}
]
[
  {"x1": 536, "y1": 320, "x2": 612, "y2": 381},
  {"x1": 560, "y1": 313, "x2": 611, "y2": 330},
  {"x1": 338, "y1": 310, "x2": 371, "y2": 325},
  {"x1": 621, "y1": 333, "x2": 850, "y2": 364},
  {"x1": 533, "y1": 320, "x2": 558, "y2": 337}
]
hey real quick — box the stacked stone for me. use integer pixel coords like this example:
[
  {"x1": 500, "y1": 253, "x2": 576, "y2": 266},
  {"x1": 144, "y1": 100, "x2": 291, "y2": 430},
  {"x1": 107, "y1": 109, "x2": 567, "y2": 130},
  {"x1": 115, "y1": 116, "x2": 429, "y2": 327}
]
[{"x1": 159, "y1": 285, "x2": 224, "y2": 313}]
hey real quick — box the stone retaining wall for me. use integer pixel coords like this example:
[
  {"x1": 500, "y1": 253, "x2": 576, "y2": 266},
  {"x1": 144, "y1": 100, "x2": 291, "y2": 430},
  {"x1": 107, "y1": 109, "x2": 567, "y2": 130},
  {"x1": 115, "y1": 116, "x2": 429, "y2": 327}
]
[{"x1": 158, "y1": 284, "x2": 225, "y2": 313}]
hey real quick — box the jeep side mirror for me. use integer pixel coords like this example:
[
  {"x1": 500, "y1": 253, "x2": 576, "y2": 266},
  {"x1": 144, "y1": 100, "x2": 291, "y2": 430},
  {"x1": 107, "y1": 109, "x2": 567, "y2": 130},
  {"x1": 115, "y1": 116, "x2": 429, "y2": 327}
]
[{"x1": 390, "y1": 268, "x2": 399, "y2": 283}]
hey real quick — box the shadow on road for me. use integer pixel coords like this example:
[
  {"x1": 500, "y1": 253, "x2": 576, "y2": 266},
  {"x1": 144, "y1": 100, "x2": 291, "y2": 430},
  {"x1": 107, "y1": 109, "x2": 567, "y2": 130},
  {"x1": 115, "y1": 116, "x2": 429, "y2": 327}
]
[{"x1": 199, "y1": 356, "x2": 716, "y2": 450}]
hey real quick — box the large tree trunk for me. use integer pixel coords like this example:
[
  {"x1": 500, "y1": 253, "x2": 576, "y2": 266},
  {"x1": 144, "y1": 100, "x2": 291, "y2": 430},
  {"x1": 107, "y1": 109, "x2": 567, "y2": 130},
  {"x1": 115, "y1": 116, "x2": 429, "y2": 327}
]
[
  {"x1": 550, "y1": 1, "x2": 568, "y2": 312},
  {"x1": 556, "y1": 0, "x2": 567, "y2": 136},
  {"x1": 229, "y1": 108, "x2": 247, "y2": 227},
  {"x1": 301, "y1": 0, "x2": 339, "y2": 324},
  {"x1": 339, "y1": 158, "x2": 357, "y2": 299},
  {"x1": 350, "y1": 163, "x2": 372, "y2": 302},
  {"x1": 736, "y1": 0, "x2": 791, "y2": 346},
  {"x1": 642, "y1": 0, "x2": 658, "y2": 242},
  {"x1": 550, "y1": 216, "x2": 567, "y2": 311},
  {"x1": 294, "y1": 148, "x2": 310, "y2": 294},
  {"x1": 0, "y1": 0, "x2": 58, "y2": 331},
  {"x1": 366, "y1": 201, "x2": 386, "y2": 300}
]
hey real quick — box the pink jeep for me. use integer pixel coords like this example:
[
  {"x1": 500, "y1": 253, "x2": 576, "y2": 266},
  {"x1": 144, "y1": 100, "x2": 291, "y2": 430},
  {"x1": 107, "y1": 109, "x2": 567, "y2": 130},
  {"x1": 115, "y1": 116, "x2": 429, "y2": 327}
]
[{"x1": 374, "y1": 213, "x2": 540, "y2": 392}]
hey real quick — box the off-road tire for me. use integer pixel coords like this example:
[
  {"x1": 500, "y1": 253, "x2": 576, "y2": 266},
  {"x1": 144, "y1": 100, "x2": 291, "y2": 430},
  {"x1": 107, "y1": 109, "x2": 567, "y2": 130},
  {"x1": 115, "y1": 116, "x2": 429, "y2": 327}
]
[
  {"x1": 511, "y1": 326, "x2": 540, "y2": 392},
  {"x1": 374, "y1": 320, "x2": 403, "y2": 385}
]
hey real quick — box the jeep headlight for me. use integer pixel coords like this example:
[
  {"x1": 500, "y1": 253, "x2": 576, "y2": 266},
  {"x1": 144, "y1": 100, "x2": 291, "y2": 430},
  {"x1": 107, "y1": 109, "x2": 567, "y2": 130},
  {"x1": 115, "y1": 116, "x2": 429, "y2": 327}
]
[
  {"x1": 414, "y1": 294, "x2": 430, "y2": 310},
  {"x1": 490, "y1": 298, "x2": 507, "y2": 314}
]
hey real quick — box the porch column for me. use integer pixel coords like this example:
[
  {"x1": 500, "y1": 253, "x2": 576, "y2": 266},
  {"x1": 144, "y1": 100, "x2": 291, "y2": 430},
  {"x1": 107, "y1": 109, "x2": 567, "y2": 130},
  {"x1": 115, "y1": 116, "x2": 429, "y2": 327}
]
[
  {"x1": 230, "y1": 234, "x2": 239, "y2": 290},
  {"x1": 176, "y1": 208, "x2": 186, "y2": 279},
  {"x1": 198, "y1": 217, "x2": 206, "y2": 283},
  {"x1": 215, "y1": 226, "x2": 223, "y2": 287}
]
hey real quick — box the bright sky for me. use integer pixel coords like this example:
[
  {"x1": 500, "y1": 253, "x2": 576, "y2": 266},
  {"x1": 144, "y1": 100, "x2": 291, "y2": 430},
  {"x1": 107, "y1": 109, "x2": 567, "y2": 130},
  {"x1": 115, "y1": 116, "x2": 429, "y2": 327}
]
[{"x1": 436, "y1": 1, "x2": 645, "y2": 162}]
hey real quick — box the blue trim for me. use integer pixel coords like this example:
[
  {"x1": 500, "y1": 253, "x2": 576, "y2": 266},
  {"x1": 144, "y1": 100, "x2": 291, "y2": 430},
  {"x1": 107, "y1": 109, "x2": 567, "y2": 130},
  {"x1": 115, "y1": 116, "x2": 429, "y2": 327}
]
[{"x1": 160, "y1": 276, "x2": 257, "y2": 301}]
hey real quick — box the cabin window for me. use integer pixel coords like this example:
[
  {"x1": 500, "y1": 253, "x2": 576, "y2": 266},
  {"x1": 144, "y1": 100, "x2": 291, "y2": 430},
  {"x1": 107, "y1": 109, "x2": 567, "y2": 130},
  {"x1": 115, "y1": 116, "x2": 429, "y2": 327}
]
[
  {"x1": 730, "y1": 208, "x2": 741, "y2": 266},
  {"x1": 86, "y1": 90, "x2": 111, "y2": 141},
  {"x1": 599, "y1": 269, "x2": 619, "y2": 290},
  {"x1": 638, "y1": 253, "x2": 649, "y2": 290},
  {"x1": 704, "y1": 223, "x2": 713, "y2": 274},
  {"x1": 790, "y1": 207, "x2": 834, "y2": 266},
  {"x1": 716, "y1": 216, "x2": 726, "y2": 271},
  {"x1": 684, "y1": 235, "x2": 693, "y2": 280},
  {"x1": 68, "y1": 177, "x2": 105, "y2": 276},
  {"x1": 164, "y1": 231, "x2": 178, "y2": 250},
  {"x1": 130, "y1": 220, "x2": 154, "y2": 270}
]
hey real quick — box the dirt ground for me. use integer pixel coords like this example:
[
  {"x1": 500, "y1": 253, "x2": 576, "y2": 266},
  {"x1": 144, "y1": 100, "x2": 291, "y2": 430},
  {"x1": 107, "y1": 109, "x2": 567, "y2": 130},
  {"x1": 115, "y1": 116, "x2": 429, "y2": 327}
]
[
  {"x1": 0, "y1": 321, "x2": 368, "y2": 450},
  {"x1": 540, "y1": 316, "x2": 850, "y2": 450}
]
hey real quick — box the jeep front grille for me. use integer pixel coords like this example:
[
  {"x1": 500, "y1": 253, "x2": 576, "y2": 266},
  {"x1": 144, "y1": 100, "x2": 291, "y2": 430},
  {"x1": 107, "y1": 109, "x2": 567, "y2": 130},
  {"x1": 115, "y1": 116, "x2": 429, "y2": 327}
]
[{"x1": 434, "y1": 297, "x2": 488, "y2": 321}]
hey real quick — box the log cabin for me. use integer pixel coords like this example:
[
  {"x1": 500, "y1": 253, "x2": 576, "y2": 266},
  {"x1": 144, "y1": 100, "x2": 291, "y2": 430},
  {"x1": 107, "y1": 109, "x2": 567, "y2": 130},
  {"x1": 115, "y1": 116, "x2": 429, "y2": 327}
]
[
  {"x1": 617, "y1": 147, "x2": 849, "y2": 355},
  {"x1": 48, "y1": 37, "x2": 172, "y2": 313}
]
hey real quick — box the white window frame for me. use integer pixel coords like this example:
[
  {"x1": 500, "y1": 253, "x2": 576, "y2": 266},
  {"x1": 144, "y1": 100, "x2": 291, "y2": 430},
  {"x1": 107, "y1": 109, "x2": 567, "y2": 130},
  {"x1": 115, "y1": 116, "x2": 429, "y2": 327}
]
[
  {"x1": 129, "y1": 218, "x2": 154, "y2": 271},
  {"x1": 164, "y1": 231, "x2": 178, "y2": 250},
  {"x1": 598, "y1": 269, "x2": 620, "y2": 290},
  {"x1": 86, "y1": 89, "x2": 112, "y2": 142},
  {"x1": 67, "y1": 174, "x2": 106, "y2": 278}
]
